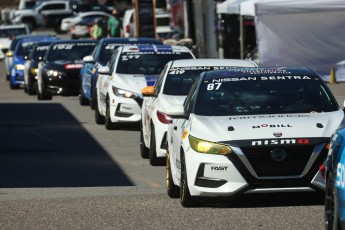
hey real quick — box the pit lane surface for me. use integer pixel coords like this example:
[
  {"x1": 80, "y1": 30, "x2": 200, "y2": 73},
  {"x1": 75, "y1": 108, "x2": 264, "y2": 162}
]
[{"x1": 2, "y1": 60, "x2": 343, "y2": 229}]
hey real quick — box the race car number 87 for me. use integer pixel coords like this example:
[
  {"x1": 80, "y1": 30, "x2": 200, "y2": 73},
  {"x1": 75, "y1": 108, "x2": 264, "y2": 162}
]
[{"x1": 207, "y1": 83, "x2": 221, "y2": 90}]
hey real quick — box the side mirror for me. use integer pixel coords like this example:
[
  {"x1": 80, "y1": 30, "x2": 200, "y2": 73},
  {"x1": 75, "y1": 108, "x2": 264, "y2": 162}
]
[
  {"x1": 98, "y1": 66, "x2": 110, "y2": 75},
  {"x1": 83, "y1": 55, "x2": 94, "y2": 63},
  {"x1": 142, "y1": 86, "x2": 156, "y2": 97}
]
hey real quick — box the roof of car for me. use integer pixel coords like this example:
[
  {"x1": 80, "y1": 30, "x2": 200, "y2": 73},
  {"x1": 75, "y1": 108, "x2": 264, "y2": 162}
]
[
  {"x1": 120, "y1": 45, "x2": 193, "y2": 53},
  {"x1": 50, "y1": 39, "x2": 98, "y2": 44},
  {"x1": 100, "y1": 37, "x2": 163, "y2": 45},
  {"x1": 170, "y1": 59, "x2": 258, "y2": 68},
  {"x1": 202, "y1": 67, "x2": 319, "y2": 80}
]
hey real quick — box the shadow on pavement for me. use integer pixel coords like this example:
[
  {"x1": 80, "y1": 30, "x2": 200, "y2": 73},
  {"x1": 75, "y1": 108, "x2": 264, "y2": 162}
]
[{"x1": 0, "y1": 103, "x2": 134, "y2": 188}]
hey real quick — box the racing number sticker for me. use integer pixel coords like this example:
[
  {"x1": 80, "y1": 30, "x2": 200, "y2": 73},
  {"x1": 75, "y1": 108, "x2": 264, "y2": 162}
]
[
  {"x1": 207, "y1": 83, "x2": 222, "y2": 90},
  {"x1": 121, "y1": 55, "x2": 140, "y2": 61}
]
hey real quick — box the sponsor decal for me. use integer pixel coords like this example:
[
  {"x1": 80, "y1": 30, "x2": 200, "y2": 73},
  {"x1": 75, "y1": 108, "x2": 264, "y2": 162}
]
[
  {"x1": 145, "y1": 75, "x2": 158, "y2": 86},
  {"x1": 336, "y1": 162, "x2": 345, "y2": 188},
  {"x1": 211, "y1": 166, "x2": 228, "y2": 171},
  {"x1": 228, "y1": 114, "x2": 310, "y2": 120},
  {"x1": 211, "y1": 75, "x2": 311, "y2": 83},
  {"x1": 252, "y1": 124, "x2": 292, "y2": 129},
  {"x1": 273, "y1": 132, "x2": 282, "y2": 137},
  {"x1": 251, "y1": 138, "x2": 309, "y2": 146},
  {"x1": 223, "y1": 137, "x2": 329, "y2": 147}
]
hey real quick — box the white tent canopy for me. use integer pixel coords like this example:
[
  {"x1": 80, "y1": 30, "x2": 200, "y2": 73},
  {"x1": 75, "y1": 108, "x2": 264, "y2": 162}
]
[
  {"x1": 217, "y1": 0, "x2": 249, "y2": 14},
  {"x1": 255, "y1": 0, "x2": 345, "y2": 80}
]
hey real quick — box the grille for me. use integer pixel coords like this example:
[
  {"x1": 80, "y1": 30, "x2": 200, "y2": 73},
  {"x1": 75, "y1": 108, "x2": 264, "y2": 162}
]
[{"x1": 240, "y1": 146, "x2": 315, "y2": 177}]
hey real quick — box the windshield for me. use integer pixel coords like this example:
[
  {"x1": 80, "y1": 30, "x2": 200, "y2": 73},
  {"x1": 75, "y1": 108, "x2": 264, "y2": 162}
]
[
  {"x1": 163, "y1": 66, "x2": 231, "y2": 96},
  {"x1": 47, "y1": 42, "x2": 96, "y2": 61},
  {"x1": 194, "y1": 74, "x2": 339, "y2": 116},
  {"x1": 116, "y1": 52, "x2": 193, "y2": 75},
  {"x1": 16, "y1": 41, "x2": 36, "y2": 56},
  {"x1": 32, "y1": 44, "x2": 51, "y2": 60},
  {"x1": 99, "y1": 43, "x2": 121, "y2": 63},
  {"x1": 0, "y1": 28, "x2": 27, "y2": 38}
]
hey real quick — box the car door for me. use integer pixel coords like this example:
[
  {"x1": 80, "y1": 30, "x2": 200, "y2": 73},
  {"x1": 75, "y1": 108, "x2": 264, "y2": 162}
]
[{"x1": 170, "y1": 78, "x2": 199, "y2": 181}]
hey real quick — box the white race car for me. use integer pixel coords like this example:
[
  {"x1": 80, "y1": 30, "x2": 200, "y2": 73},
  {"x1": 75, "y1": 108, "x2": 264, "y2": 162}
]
[
  {"x1": 141, "y1": 59, "x2": 258, "y2": 166},
  {"x1": 95, "y1": 44, "x2": 195, "y2": 129},
  {"x1": 166, "y1": 67, "x2": 345, "y2": 207}
]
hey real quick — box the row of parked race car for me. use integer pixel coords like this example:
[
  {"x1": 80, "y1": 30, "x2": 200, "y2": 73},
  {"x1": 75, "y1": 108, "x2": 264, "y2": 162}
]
[{"x1": 3, "y1": 33, "x2": 345, "y2": 228}]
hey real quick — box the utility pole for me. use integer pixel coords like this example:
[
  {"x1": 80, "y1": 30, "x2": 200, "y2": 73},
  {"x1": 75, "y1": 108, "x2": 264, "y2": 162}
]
[{"x1": 192, "y1": 0, "x2": 218, "y2": 58}]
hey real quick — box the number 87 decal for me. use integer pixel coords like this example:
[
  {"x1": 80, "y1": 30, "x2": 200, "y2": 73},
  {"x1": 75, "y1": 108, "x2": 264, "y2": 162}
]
[{"x1": 207, "y1": 83, "x2": 222, "y2": 90}]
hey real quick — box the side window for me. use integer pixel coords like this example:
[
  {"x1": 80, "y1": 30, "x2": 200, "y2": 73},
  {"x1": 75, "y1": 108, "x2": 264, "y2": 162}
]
[
  {"x1": 155, "y1": 64, "x2": 169, "y2": 93},
  {"x1": 184, "y1": 76, "x2": 200, "y2": 114}
]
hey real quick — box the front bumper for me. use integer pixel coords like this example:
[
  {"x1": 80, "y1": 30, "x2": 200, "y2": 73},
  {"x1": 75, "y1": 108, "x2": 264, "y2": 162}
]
[
  {"x1": 109, "y1": 94, "x2": 143, "y2": 123},
  {"x1": 184, "y1": 142, "x2": 328, "y2": 197},
  {"x1": 45, "y1": 74, "x2": 80, "y2": 96},
  {"x1": 10, "y1": 69, "x2": 24, "y2": 85}
]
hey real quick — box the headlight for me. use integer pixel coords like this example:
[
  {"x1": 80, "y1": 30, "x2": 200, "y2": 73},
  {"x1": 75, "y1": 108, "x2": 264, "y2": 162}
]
[
  {"x1": 189, "y1": 135, "x2": 232, "y2": 155},
  {"x1": 29, "y1": 67, "x2": 38, "y2": 75},
  {"x1": 14, "y1": 64, "x2": 24, "y2": 70},
  {"x1": 112, "y1": 86, "x2": 137, "y2": 98},
  {"x1": 47, "y1": 70, "x2": 62, "y2": 78}
]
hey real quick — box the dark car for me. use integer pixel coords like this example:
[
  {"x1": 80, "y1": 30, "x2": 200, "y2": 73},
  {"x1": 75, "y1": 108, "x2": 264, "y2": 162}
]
[
  {"x1": 24, "y1": 40, "x2": 60, "y2": 95},
  {"x1": 79, "y1": 37, "x2": 163, "y2": 108},
  {"x1": 37, "y1": 39, "x2": 97, "y2": 100}
]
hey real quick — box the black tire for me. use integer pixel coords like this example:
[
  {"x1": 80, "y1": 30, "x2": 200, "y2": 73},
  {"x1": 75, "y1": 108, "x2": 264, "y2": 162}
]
[
  {"x1": 149, "y1": 126, "x2": 165, "y2": 166},
  {"x1": 9, "y1": 80, "x2": 19, "y2": 89},
  {"x1": 23, "y1": 19, "x2": 35, "y2": 32},
  {"x1": 325, "y1": 173, "x2": 341, "y2": 230},
  {"x1": 90, "y1": 80, "x2": 96, "y2": 110},
  {"x1": 79, "y1": 83, "x2": 89, "y2": 106},
  {"x1": 6, "y1": 74, "x2": 10, "y2": 81},
  {"x1": 24, "y1": 83, "x2": 28, "y2": 93},
  {"x1": 140, "y1": 125, "x2": 149, "y2": 159},
  {"x1": 95, "y1": 96, "x2": 105, "y2": 124},
  {"x1": 105, "y1": 100, "x2": 116, "y2": 130},
  {"x1": 27, "y1": 77, "x2": 36, "y2": 95},
  {"x1": 37, "y1": 89, "x2": 52, "y2": 100},
  {"x1": 166, "y1": 148, "x2": 180, "y2": 198},
  {"x1": 180, "y1": 152, "x2": 196, "y2": 207},
  {"x1": 54, "y1": 19, "x2": 65, "y2": 34}
]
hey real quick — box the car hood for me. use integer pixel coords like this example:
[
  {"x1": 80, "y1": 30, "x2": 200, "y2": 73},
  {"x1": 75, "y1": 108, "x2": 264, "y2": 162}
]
[
  {"x1": 189, "y1": 110, "x2": 345, "y2": 143},
  {"x1": 158, "y1": 94, "x2": 186, "y2": 112},
  {"x1": 112, "y1": 74, "x2": 159, "y2": 94},
  {"x1": 13, "y1": 56, "x2": 24, "y2": 65}
]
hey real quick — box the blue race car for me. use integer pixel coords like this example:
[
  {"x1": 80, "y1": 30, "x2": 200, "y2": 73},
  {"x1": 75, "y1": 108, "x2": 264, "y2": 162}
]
[
  {"x1": 325, "y1": 121, "x2": 345, "y2": 230},
  {"x1": 9, "y1": 36, "x2": 60, "y2": 89},
  {"x1": 79, "y1": 37, "x2": 163, "y2": 108}
]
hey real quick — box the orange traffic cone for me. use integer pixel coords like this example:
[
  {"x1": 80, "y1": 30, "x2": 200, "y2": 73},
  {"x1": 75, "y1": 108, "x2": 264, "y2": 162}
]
[{"x1": 329, "y1": 66, "x2": 336, "y2": 84}]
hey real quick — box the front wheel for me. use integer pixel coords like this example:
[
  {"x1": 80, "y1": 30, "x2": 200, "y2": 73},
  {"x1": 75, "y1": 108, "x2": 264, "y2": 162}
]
[
  {"x1": 27, "y1": 77, "x2": 36, "y2": 95},
  {"x1": 180, "y1": 152, "x2": 196, "y2": 207},
  {"x1": 166, "y1": 149, "x2": 179, "y2": 198},
  {"x1": 140, "y1": 127, "x2": 149, "y2": 159},
  {"x1": 105, "y1": 100, "x2": 116, "y2": 130},
  {"x1": 149, "y1": 127, "x2": 165, "y2": 166},
  {"x1": 90, "y1": 80, "x2": 96, "y2": 110},
  {"x1": 79, "y1": 82, "x2": 89, "y2": 106},
  {"x1": 325, "y1": 173, "x2": 340, "y2": 230},
  {"x1": 95, "y1": 97, "x2": 105, "y2": 124}
]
